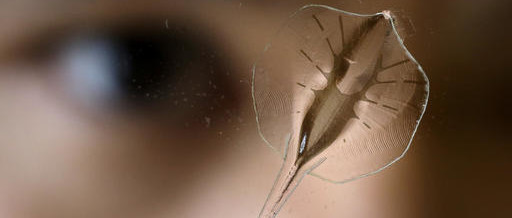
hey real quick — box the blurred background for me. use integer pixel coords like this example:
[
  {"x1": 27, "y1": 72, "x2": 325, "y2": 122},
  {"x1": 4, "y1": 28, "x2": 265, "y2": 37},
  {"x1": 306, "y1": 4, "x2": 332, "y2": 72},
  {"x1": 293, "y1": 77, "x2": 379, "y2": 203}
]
[{"x1": 0, "y1": 0, "x2": 510, "y2": 218}]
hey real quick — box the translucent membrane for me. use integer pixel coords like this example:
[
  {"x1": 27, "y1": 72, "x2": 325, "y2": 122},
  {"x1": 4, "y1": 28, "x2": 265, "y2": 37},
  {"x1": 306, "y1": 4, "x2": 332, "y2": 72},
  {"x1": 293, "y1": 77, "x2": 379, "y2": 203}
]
[{"x1": 252, "y1": 5, "x2": 429, "y2": 217}]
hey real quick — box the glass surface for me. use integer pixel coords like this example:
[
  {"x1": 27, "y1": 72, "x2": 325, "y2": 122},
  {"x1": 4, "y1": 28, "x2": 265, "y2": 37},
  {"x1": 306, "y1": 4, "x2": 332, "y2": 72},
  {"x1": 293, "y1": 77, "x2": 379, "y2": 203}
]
[{"x1": 5, "y1": 0, "x2": 508, "y2": 217}]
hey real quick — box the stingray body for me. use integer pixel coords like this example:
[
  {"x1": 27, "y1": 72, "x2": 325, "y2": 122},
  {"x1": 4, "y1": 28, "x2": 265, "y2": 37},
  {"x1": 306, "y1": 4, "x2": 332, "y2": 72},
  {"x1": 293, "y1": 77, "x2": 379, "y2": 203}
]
[{"x1": 253, "y1": 5, "x2": 429, "y2": 218}]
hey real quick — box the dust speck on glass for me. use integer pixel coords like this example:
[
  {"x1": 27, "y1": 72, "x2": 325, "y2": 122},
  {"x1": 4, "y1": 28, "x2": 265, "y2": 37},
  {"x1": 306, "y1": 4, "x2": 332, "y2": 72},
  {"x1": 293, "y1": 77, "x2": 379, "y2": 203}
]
[{"x1": 251, "y1": 5, "x2": 429, "y2": 217}]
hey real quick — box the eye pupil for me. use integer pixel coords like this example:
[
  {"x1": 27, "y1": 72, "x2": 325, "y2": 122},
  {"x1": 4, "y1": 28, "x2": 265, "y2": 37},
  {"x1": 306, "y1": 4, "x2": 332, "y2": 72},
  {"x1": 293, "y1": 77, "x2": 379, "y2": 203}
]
[
  {"x1": 115, "y1": 27, "x2": 227, "y2": 112},
  {"x1": 117, "y1": 33, "x2": 171, "y2": 102}
]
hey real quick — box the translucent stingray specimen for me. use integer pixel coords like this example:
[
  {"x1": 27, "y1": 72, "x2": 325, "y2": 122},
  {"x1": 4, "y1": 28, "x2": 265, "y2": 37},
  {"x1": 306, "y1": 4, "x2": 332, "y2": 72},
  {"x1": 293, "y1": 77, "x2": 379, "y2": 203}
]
[{"x1": 252, "y1": 5, "x2": 429, "y2": 218}]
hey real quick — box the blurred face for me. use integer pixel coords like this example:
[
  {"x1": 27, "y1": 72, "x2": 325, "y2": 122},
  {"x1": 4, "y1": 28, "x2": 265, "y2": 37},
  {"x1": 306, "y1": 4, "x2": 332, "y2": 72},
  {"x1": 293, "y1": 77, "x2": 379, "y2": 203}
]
[{"x1": 0, "y1": 1, "x2": 424, "y2": 218}]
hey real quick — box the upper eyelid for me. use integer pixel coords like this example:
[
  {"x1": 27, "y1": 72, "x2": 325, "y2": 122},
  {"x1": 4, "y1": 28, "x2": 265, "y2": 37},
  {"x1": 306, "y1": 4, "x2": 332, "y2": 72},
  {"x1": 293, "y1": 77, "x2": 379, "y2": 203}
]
[{"x1": 0, "y1": 7, "x2": 229, "y2": 61}]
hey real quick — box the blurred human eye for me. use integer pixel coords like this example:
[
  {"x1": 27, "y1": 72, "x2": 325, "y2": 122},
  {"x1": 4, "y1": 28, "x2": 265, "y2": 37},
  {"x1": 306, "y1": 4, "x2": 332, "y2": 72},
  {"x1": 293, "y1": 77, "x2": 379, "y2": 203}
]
[{"x1": 5, "y1": 16, "x2": 241, "y2": 129}]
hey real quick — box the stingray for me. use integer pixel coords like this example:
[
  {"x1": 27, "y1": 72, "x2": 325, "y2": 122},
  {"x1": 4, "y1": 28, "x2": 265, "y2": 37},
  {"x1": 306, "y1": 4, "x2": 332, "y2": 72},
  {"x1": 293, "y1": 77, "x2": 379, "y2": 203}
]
[{"x1": 252, "y1": 5, "x2": 429, "y2": 218}]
